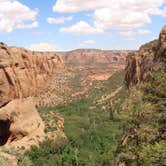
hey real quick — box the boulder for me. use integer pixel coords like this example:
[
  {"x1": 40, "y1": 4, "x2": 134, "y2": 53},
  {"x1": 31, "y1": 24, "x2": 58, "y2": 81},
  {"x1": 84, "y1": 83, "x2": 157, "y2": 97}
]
[{"x1": 0, "y1": 98, "x2": 45, "y2": 150}]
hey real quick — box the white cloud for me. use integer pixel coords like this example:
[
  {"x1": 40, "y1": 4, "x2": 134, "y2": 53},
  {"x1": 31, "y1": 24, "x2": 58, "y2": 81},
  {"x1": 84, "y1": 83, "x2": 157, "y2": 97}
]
[
  {"x1": 47, "y1": 16, "x2": 73, "y2": 24},
  {"x1": 53, "y1": 0, "x2": 108, "y2": 13},
  {"x1": 27, "y1": 43, "x2": 59, "y2": 52},
  {"x1": 0, "y1": 0, "x2": 38, "y2": 32},
  {"x1": 137, "y1": 29, "x2": 151, "y2": 34},
  {"x1": 53, "y1": 0, "x2": 166, "y2": 31},
  {"x1": 119, "y1": 29, "x2": 151, "y2": 37},
  {"x1": 16, "y1": 21, "x2": 38, "y2": 29},
  {"x1": 60, "y1": 21, "x2": 104, "y2": 34},
  {"x1": 119, "y1": 28, "x2": 151, "y2": 40},
  {"x1": 80, "y1": 40, "x2": 96, "y2": 46},
  {"x1": 53, "y1": 0, "x2": 166, "y2": 14},
  {"x1": 93, "y1": 8, "x2": 151, "y2": 30}
]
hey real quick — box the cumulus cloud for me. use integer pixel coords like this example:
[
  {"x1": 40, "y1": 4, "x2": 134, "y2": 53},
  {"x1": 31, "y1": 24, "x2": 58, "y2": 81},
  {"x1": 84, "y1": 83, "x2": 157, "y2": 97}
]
[
  {"x1": 53, "y1": 0, "x2": 166, "y2": 32},
  {"x1": 16, "y1": 21, "x2": 38, "y2": 29},
  {"x1": 47, "y1": 16, "x2": 73, "y2": 24},
  {"x1": 60, "y1": 21, "x2": 104, "y2": 34},
  {"x1": 27, "y1": 43, "x2": 59, "y2": 52},
  {"x1": 0, "y1": 0, "x2": 38, "y2": 32},
  {"x1": 53, "y1": 0, "x2": 108, "y2": 13},
  {"x1": 93, "y1": 8, "x2": 151, "y2": 30},
  {"x1": 119, "y1": 28, "x2": 151, "y2": 40}
]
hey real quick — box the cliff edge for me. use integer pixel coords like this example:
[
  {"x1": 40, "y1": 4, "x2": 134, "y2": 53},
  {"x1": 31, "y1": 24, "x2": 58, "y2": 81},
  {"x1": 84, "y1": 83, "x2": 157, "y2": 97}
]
[
  {"x1": 0, "y1": 44, "x2": 64, "y2": 107},
  {"x1": 125, "y1": 25, "x2": 166, "y2": 87}
]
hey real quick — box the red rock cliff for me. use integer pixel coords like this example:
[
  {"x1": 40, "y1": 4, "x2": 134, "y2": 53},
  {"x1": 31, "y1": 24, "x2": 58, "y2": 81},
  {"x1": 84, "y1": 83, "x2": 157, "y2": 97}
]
[
  {"x1": 60, "y1": 49, "x2": 129, "y2": 66},
  {"x1": 125, "y1": 25, "x2": 166, "y2": 87},
  {"x1": 0, "y1": 44, "x2": 64, "y2": 107}
]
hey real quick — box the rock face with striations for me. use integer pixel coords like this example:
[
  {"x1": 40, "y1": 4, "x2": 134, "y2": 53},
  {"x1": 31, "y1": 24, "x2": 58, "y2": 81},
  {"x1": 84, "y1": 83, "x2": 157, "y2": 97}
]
[
  {"x1": 60, "y1": 49, "x2": 129, "y2": 66},
  {"x1": 0, "y1": 43, "x2": 65, "y2": 154},
  {"x1": 0, "y1": 43, "x2": 64, "y2": 107},
  {"x1": 125, "y1": 25, "x2": 166, "y2": 87}
]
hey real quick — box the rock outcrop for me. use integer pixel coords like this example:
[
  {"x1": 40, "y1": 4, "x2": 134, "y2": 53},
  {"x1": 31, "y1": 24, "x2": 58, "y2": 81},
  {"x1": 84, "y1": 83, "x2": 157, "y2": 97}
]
[
  {"x1": 0, "y1": 43, "x2": 66, "y2": 151},
  {"x1": 125, "y1": 25, "x2": 166, "y2": 87},
  {"x1": 59, "y1": 49, "x2": 130, "y2": 82},
  {"x1": 0, "y1": 98, "x2": 45, "y2": 149},
  {"x1": 0, "y1": 43, "x2": 64, "y2": 107},
  {"x1": 60, "y1": 49, "x2": 129, "y2": 66}
]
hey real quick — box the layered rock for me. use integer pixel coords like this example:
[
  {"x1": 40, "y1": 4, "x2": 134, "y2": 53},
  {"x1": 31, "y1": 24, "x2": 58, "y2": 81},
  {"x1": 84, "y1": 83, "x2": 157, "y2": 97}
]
[
  {"x1": 125, "y1": 25, "x2": 166, "y2": 87},
  {"x1": 0, "y1": 43, "x2": 65, "y2": 150},
  {"x1": 0, "y1": 43, "x2": 64, "y2": 107},
  {"x1": 59, "y1": 49, "x2": 130, "y2": 82},
  {"x1": 60, "y1": 49, "x2": 129, "y2": 66}
]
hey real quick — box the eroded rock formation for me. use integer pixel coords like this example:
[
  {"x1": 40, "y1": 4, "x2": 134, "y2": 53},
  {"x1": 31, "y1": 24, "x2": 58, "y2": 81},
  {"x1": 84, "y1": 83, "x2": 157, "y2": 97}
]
[
  {"x1": 125, "y1": 25, "x2": 166, "y2": 87},
  {"x1": 0, "y1": 43, "x2": 65, "y2": 151},
  {"x1": 0, "y1": 43, "x2": 64, "y2": 107},
  {"x1": 60, "y1": 49, "x2": 129, "y2": 66},
  {"x1": 0, "y1": 98, "x2": 45, "y2": 149},
  {"x1": 58, "y1": 49, "x2": 130, "y2": 82}
]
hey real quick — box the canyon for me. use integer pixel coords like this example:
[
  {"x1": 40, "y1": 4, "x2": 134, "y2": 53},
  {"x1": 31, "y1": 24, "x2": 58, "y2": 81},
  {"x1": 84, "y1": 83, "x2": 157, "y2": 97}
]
[
  {"x1": 60, "y1": 49, "x2": 128, "y2": 66},
  {"x1": 60, "y1": 49, "x2": 129, "y2": 80},
  {"x1": 0, "y1": 25, "x2": 165, "y2": 165},
  {"x1": 0, "y1": 44, "x2": 65, "y2": 154},
  {"x1": 0, "y1": 44, "x2": 128, "y2": 153}
]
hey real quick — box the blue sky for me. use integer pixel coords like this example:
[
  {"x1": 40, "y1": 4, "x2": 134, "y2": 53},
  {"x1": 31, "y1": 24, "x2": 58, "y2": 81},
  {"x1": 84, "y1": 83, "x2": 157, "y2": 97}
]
[{"x1": 0, "y1": 0, "x2": 166, "y2": 51}]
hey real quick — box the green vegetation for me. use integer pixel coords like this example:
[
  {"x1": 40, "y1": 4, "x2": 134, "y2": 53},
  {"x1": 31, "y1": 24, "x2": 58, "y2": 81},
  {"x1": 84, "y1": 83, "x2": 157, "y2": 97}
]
[
  {"x1": 156, "y1": 46, "x2": 166, "y2": 58},
  {"x1": 0, "y1": 146, "x2": 22, "y2": 166},
  {"x1": 18, "y1": 65, "x2": 166, "y2": 166},
  {"x1": 118, "y1": 69, "x2": 166, "y2": 165},
  {"x1": 19, "y1": 71, "x2": 126, "y2": 166},
  {"x1": 37, "y1": 108, "x2": 59, "y2": 132},
  {"x1": 140, "y1": 39, "x2": 158, "y2": 51}
]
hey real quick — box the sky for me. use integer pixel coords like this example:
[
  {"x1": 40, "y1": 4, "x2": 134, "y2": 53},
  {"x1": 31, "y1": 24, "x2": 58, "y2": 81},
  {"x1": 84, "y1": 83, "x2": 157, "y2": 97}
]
[{"x1": 0, "y1": 0, "x2": 166, "y2": 51}]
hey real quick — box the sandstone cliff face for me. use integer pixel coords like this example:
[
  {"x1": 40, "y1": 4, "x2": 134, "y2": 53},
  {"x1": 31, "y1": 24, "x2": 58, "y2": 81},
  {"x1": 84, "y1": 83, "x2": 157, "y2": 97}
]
[
  {"x1": 60, "y1": 49, "x2": 129, "y2": 66},
  {"x1": 0, "y1": 44, "x2": 65, "y2": 153},
  {"x1": 0, "y1": 98, "x2": 45, "y2": 149},
  {"x1": 59, "y1": 49, "x2": 129, "y2": 82},
  {"x1": 0, "y1": 44, "x2": 64, "y2": 107},
  {"x1": 0, "y1": 97, "x2": 66, "y2": 150},
  {"x1": 125, "y1": 25, "x2": 166, "y2": 87}
]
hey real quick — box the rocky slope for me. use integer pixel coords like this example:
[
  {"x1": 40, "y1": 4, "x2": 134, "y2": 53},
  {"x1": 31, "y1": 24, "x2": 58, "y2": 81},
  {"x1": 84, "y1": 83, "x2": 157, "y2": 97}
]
[
  {"x1": 0, "y1": 43, "x2": 64, "y2": 107},
  {"x1": 60, "y1": 49, "x2": 129, "y2": 66},
  {"x1": 0, "y1": 43, "x2": 66, "y2": 156},
  {"x1": 125, "y1": 25, "x2": 166, "y2": 87},
  {"x1": 59, "y1": 49, "x2": 130, "y2": 82},
  {"x1": 120, "y1": 25, "x2": 166, "y2": 166}
]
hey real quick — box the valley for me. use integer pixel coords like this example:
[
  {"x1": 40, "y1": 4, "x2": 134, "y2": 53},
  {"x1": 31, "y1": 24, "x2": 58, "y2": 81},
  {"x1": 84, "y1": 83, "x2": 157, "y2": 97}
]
[
  {"x1": 20, "y1": 70, "x2": 127, "y2": 166},
  {"x1": 0, "y1": 25, "x2": 165, "y2": 166}
]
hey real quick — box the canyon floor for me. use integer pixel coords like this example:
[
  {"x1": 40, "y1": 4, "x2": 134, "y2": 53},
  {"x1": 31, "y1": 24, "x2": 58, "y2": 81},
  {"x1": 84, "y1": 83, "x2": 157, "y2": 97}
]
[
  {"x1": 0, "y1": 61, "x2": 127, "y2": 165},
  {"x1": 24, "y1": 65, "x2": 126, "y2": 166}
]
